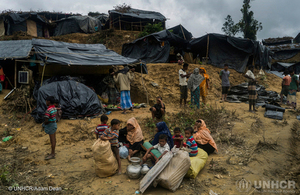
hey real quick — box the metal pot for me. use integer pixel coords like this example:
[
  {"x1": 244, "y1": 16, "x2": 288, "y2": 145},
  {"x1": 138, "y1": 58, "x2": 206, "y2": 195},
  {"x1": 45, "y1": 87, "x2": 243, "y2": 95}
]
[
  {"x1": 126, "y1": 157, "x2": 142, "y2": 179},
  {"x1": 141, "y1": 164, "x2": 150, "y2": 175}
]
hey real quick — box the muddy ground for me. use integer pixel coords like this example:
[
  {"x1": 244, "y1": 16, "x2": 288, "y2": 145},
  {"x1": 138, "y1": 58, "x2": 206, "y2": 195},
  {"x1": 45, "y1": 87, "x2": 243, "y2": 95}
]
[{"x1": 0, "y1": 64, "x2": 300, "y2": 195}]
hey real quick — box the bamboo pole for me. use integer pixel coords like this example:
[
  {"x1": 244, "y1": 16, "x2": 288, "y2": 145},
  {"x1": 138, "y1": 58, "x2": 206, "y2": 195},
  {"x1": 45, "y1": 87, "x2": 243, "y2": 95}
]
[
  {"x1": 206, "y1": 34, "x2": 210, "y2": 64},
  {"x1": 140, "y1": 61, "x2": 149, "y2": 105},
  {"x1": 180, "y1": 24, "x2": 193, "y2": 63},
  {"x1": 14, "y1": 60, "x2": 17, "y2": 88},
  {"x1": 140, "y1": 20, "x2": 142, "y2": 31},
  {"x1": 40, "y1": 64, "x2": 46, "y2": 86},
  {"x1": 119, "y1": 16, "x2": 121, "y2": 31}
]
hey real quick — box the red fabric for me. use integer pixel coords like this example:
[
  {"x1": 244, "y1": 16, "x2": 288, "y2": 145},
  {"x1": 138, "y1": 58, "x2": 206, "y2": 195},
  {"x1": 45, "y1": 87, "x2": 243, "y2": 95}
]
[
  {"x1": 172, "y1": 135, "x2": 184, "y2": 148},
  {"x1": 0, "y1": 75, "x2": 5, "y2": 81}
]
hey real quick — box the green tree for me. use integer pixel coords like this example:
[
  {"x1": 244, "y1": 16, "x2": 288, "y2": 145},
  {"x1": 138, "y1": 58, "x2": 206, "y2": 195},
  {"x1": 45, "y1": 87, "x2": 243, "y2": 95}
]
[
  {"x1": 138, "y1": 22, "x2": 164, "y2": 38},
  {"x1": 221, "y1": 0, "x2": 262, "y2": 40},
  {"x1": 222, "y1": 15, "x2": 239, "y2": 36}
]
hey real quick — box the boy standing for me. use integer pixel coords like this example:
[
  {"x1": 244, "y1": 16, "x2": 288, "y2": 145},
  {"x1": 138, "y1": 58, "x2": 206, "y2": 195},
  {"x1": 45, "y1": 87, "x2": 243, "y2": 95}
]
[
  {"x1": 219, "y1": 64, "x2": 230, "y2": 102},
  {"x1": 54, "y1": 99, "x2": 62, "y2": 122},
  {"x1": 172, "y1": 127, "x2": 184, "y2": 148},
  {"x1": 179, "y1": 63, "x2": 191, "y2": 107},
  {"x1": 141, "y1": 134, "x2": 170, "y2": 165},
  {"x1": 95, "y1": 114, "x2": 109, "y2": 139},
  {"x1": 43, "y1": 96, "x2": 57, "y2": 160},
  {"x1": 287, "y1": 70, "x2": 299, "y2": 109},
  {"x1": 101, "y1": 119, "x2": 122, "y2": 174},
  {"x1": 183, "y1": 127, "x2": 198, "y2": 157},
  {"x1": 280, "y1": 71, "x2": 291, "y2": 104},
  {"x1": 150, "y1": 96, "x2": 166, "y2": 121}
]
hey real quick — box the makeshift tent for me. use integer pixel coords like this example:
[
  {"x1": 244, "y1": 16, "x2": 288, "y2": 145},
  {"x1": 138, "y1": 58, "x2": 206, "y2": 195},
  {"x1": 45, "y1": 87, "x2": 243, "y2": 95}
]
[
  {"x1": 53, "y1": 16, "x2": 102, "y2": 36},
  {"x1": 262, "y1": 37, "x2": 293, "y2": 46},
  {"x1": 5, "y1": 13, "x2": 47, "y2": 37},
  {"x1": 95, "y1": 14, "x2": 109, "y2": 24},
  {"x1": 108, "y1": 8, "x2": 166, "y2": 30},
  {"x1": 270, "y1": 62, "x2": 300, "y2": 74},
  {"x1": 167, "y1": 25, "x2": 193, "y2": 41},
  {"x1": 122, "y1": 30, "x2": 188, "y2": 63},
  {"x1": 31, "y1": 80, "x2": 104, "y2": 123},
  {"x1": 32, "y1": 39, "x2": 140, "y2": 66},
  {"x1": 0, "y1": 40, "x2": 32, "y2": 59},
  {"x1": 187, "y1": 33, "x2": 264, "y2": 73}
]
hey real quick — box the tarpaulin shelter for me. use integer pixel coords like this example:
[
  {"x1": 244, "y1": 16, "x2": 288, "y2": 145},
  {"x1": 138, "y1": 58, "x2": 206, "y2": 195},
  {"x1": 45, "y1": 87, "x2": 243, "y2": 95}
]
[
  {"x1": 0, "y1": 39, "x2": 33, "y2": 88},
  {"x1": 95, "y1": 14, "x2": 109, "y2": 24},
  {"x1": 262, "y1": 37, "x2": 293, "y2": 46},
  {"x1": 270, "y1": 62, "x2": 300, "y2": 74},
  {"x1": 108, "y1": 8, "x2": 166, "y2": 31},
  {"x1": 122, "y1": 30, "x2": 188, "y2": 63},
  {"x1": 187, "y1": 33, "x2": 265, "y2": 73},
  {"x1": 167, "y1": 24, "x2": 193, "y2": 41},
  {"x1": 53, "y1": 16, "x2": 102, "y2": 36},
  {"x1": 31, "y1": 79, "x2": 104, "y2": 123},
  {"x1": 3, "y1": 12, "x2": 48, "y2": 37},
  {"x1": 267, "y1": 43, "x2": 300, "y2": 61}
]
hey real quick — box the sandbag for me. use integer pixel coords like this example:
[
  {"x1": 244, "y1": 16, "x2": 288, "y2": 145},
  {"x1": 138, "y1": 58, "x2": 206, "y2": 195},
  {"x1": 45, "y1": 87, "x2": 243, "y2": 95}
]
[
  {"x1": 92, "y1": 139, "x2": 118, "y2": 177},
  {"x1": 153, "y1": 149, "x2": 191, "y2": 192},
  {"x1": 185, "y1": 148, "x2": 208, "y2": 179}
]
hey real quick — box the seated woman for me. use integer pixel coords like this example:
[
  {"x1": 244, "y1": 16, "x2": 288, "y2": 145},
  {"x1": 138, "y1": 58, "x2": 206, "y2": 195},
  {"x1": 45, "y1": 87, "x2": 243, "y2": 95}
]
[
  {"x1": 126, "y1": 117, "x2": 144, "y2": 161},
  {"x1": 193, "y1": 119, "x2": 218, "y2": 155},
  {"x1": 152, "y1": 121, "x2": 174, "y2": 149}
]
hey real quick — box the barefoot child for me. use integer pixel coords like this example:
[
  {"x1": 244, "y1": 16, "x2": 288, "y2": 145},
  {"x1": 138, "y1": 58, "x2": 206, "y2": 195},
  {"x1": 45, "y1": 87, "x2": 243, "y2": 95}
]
[
  {"x1": 172, "y1": 127, "x2": 184, "y2": 148},
  {"x1": 141, "y1": 134, "x2": 170, "y2": 165},
  {"x1": 95, "y1": 114, "x2": 109, "y2": 139},
  {"x1": 101, "y1": 119, "x2": 122, "y2": 174},
  {"x1": 183, "y1": 127, "x2": 198, "y2": 157},
  {"x1": 43, "y1": 96, "x2": 57, "y2": 160}
]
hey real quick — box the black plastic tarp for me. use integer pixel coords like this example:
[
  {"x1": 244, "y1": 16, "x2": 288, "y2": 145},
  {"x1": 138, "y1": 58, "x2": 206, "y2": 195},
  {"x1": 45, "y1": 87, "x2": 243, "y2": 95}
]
[
  {"x1": 54, "y1": 16, "x2": 102, "y2": 36},
  {"x1": 168, "y1": 25, "x2": 193, "y2": 41},
  {"x1": 187, "y1": 33, "x2": 259, "y2": 73},
  {"x1": 272, "y1": 49, "x2": 300, "y2": 60},
  {"x1": 32, "y1": 39, "x2": 139, "y2": 66},
  {"x1": 0, "y1": 40, "x2": 32, "y2": 59},
  {"x1": 31, "y1": 80, "x2": 104, "y2": 123},
  {"x1": 109, "y1": 8, "x2": 166, "y2": 21},
  {"x1": 95, "y1": 14, "x2": 108, "y2": 23},
  {"x1": 122, "y1": 30, "x2": 188, "y2": 63},
  {"x1": 264, "y1": 110, "x2": 283, "y2": 120},
  {"x1": 226, "y1": 83, "x2": 281, "y2": 106},
  {"x1": 270, "y1": 62, "x2": 300, "y2": 74}
]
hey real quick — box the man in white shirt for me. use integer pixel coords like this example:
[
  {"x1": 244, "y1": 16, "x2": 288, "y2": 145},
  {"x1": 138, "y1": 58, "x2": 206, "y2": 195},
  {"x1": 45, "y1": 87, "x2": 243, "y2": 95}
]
[{"x1": 179, "y1": 63, "x2": 191, "y2": 107}]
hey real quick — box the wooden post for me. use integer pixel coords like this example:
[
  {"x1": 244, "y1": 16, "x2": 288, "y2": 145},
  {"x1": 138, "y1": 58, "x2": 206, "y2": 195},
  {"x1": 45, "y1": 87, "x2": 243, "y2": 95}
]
[
  {"x1": 41, "y1": 64, "x2": 46, "y2": 86},
  {"x1": 109, "y1": 15, "x2": 112, "y2": 29},
  {"x1": 119, "y1": 16, "x2": 121, "y2": 31},
  {"x1": 140, "y1": 20, "x2": 142, "y2": 31},
  {"x1": 131, "y1": 22, "x2": 133, "y2": 31},
  {"x1": 180, "y1": 24, "x2": 193, "y2": 62},
  {"x1": 140, "y1": 62, "x2": 149, "y2": 105},
  {"x1": 206, "y1": 34, "x2": 210, "y2": 64},
  {"x1": 14, "y1": 60, "x2": 17, "y2": 88}
]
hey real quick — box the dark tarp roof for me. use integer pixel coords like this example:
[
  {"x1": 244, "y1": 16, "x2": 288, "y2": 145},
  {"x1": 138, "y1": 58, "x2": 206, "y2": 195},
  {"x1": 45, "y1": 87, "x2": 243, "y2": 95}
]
[
  {"x1": 109, "y1": 8, "x2": 166, "y2": 21},
  {"x1": 122, "y1": 30, "x2": 188, "y2": 63},
  {"x1": 0, "y1": 40, "x2": 32, "y2": 59},
  {"x1": 7, "y1": 12, "x2": 46, "y2": 24},
  {"x1": 32, "y1": 39, "x2": 139, "y2": 66},
  {"x1": 271, "y1": 62, "x2": 300, "y2": 74},
  {"x1": 167, "y1": 24, "x2": 193, "y2": 41},
  {"x1": 95, "y1": 14, "x2": 109, "y2": 23},
  {"x1": 187, "y1": 33, "x2": 259, "y2": 73},
  {"x1": 53, "y1": 16, "x2": 102, "y2": 36}
]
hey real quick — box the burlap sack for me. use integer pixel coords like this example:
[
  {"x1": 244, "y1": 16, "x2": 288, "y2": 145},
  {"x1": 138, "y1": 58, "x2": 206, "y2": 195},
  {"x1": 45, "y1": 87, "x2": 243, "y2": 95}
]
[
  {"x1": 92, "y1": 139, "x2": 118, "y2": 177},
  {"x1": 153, "y1": 150, "x2": 191, "y2": 192}
]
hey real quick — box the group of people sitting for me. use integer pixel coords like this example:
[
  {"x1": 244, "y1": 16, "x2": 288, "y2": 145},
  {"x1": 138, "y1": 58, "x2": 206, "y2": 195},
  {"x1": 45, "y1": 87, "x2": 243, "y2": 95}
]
[{"x1": 94, "y1": 114, "x2": 218, "y2": 174}]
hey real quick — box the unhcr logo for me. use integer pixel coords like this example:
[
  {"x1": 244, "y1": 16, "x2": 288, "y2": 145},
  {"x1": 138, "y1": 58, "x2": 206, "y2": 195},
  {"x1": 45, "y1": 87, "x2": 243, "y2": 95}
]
[{"x1": 236, "y1": 178, "x2": 251, "y2": 193}]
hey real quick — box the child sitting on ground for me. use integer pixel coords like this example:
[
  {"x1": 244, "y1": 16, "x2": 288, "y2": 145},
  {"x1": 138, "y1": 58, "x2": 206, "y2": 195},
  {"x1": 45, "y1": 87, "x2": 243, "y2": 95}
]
[
  {"x1": 101, "y1": 119, "x2": 122, "y2": 174},
  {"x1": 183, "y1": 127, "x2": 198, "y2": 157},
  {"x1": 95, "y1": 114, "x2": 109, "y2": 139},
  {"x1": 172, "y1": 127, "x2": 184, "y2": 148},
  {"x1": 141, "y1": 134, "x2": 170, "y2": 165}
]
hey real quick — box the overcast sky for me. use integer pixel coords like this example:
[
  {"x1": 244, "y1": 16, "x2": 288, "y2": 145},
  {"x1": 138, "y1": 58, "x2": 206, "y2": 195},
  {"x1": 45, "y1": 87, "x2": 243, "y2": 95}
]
[{"x1": 1, "y1": 0, "x2": 300, "y2": 41}]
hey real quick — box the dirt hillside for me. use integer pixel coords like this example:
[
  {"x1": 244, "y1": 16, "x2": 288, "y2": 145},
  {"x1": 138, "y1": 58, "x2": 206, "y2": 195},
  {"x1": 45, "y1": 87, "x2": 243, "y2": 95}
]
[{"x1": 1, "y1": 63, "x2": 299, "y2": 195}]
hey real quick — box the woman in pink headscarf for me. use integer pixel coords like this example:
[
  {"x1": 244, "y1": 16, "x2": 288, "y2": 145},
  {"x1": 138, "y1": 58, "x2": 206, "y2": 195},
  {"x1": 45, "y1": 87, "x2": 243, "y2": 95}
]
[
  {"x1": 126, "y1": 117, "x2": 144, "y2": 160},
  {"x1": 193, "y1": 119, "x2": 218, "y2": 155}
]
